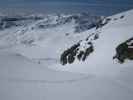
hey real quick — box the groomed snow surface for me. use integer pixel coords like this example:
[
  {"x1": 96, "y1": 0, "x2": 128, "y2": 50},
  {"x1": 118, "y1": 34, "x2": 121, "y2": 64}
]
[{"x1": 0, "y1": 9, "x2": 133, "y2": 100}]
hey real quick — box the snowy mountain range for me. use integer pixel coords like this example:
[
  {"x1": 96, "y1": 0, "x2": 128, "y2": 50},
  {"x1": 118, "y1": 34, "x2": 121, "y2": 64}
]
[
  {"x1": 0, "y1": 9, "x2": 133, "y2": 100},
  {"x1": 0, "y1": 12, "x2": 102, "y2": 47}
]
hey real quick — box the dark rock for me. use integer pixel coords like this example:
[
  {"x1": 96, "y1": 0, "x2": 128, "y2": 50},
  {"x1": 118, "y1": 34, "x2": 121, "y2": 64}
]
[
  {"x1": 60, "y1": 41, "x2": 94, "y2": 65},
  {"x1": 94, "y1": 34, "x2": 99, "y2": 40},
  {"x1": 77, "y1": 51, "x2": 84, "y2": 61},
  {"x1": 120, "y1": 15, "x2": 124, "y2": 19},
  {"x1": 113, "y1": 37, "x2": 133, "y2": 63},
  {"x1": 60, "y1": 43, "x2": 80, "y2": 65},
  {"x1": 82, "y1": 44, "x2": 94, "y2": 61},
  {"x1": 60, "y1": 50, "x2": 68, "y2": 65},
  {"x1": 68, "y1": 54, "x2": 75, "y2": 64}
]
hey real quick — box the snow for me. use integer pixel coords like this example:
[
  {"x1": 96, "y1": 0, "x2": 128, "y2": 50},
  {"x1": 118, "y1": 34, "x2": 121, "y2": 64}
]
[
  {"x1": 49, "y1": 9, "x2": 133, "y2": 76},
  {"x1": 0, "y1": 9, "x2": 133, "y2": 100},
  {"x1": 0, "y1": 51, "x2": 133, "y2": 100}
]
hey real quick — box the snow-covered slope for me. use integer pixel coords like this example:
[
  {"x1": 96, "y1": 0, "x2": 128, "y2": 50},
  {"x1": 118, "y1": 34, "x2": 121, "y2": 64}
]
[
  {"x1": 50, "y1": 9, "x2": 133, "y2": 75},
  {"x1": 1, "y1": 51, "x2": 133, "y2": 100},
  {"x1": 0, "y1": 9, "x2": 133, "y2": 100}
]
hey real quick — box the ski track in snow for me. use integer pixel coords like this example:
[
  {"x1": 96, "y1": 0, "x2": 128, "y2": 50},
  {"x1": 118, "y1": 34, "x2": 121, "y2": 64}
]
[{"x1": 2, "y1": 75, "x2": 93, "y2": 84}]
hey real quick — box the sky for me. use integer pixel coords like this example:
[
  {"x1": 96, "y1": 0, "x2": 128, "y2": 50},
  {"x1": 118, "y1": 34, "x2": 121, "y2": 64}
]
[
  {"x1": 0, "y1": 0, "x2": 133, "y2": 16},
  {"x1": 1, "y1": 0, "x2": 133, "y2": 5}
]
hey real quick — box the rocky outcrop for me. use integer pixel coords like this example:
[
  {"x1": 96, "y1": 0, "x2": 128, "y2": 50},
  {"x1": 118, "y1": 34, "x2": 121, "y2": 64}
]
[
  {"x1": 60, "y1": 43, "x2": 80, "y2": 65},
  {"x1": 60, "y1": 40, "x2": 94, "y2": 65},
  {"x1": 113, "y1": 37, "x2": 133, "y2": 63}
]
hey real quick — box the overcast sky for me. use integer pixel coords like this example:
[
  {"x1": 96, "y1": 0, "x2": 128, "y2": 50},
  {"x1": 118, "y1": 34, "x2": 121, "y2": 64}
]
[
  {"x1": 1, "y1": 0, "x2": 133, "y2": 5},
  {"x1": 0, "y1": 0, "x2": 133, "y2": 15}
]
